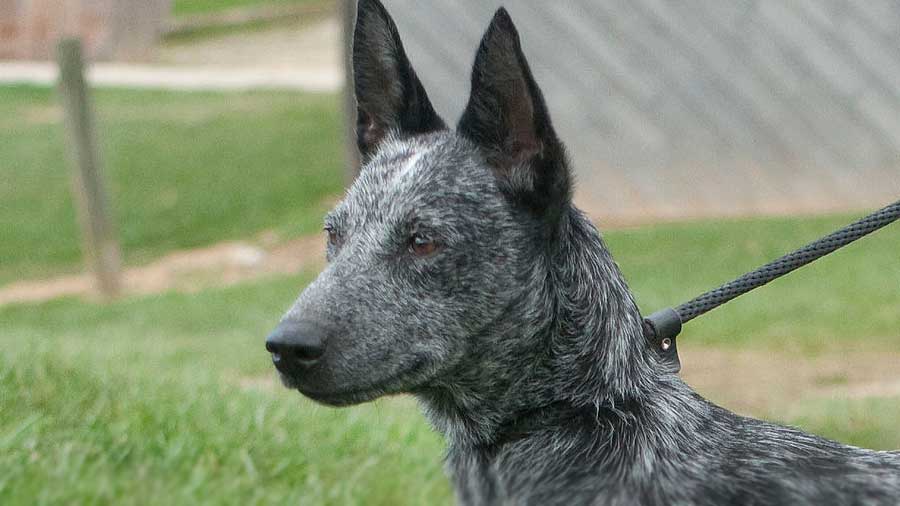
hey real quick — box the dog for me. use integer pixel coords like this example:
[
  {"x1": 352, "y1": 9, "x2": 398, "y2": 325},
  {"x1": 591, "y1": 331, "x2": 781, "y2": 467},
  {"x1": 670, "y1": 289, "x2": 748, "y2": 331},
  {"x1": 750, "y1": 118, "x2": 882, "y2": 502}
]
[{"x1": 265, "y1": 1, "x2": 900, "y2": 504}]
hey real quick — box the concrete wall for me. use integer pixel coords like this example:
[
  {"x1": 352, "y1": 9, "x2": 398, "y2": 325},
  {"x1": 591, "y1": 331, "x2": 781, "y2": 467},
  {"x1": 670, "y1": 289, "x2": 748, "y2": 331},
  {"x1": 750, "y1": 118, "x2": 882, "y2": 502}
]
[
  {"x1": 382, "y1": 0, "x2": 900, "y2": 222},
  {"x1": 0, "y1": 0, "x2": 170, "y2": 61}
]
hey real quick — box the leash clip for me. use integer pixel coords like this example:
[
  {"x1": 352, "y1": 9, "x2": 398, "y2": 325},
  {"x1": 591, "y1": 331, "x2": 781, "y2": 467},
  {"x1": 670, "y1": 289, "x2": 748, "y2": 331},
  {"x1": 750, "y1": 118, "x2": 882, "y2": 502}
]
[{"x1": 643, "y1": 308, "x2": 682, "y2": 373}]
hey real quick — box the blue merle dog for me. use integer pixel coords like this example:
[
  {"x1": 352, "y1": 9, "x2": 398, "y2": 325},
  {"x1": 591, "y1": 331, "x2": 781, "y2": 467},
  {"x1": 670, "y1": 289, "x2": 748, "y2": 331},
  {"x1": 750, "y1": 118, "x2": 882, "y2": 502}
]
[{"x1": 265, "y1": 1, "x2": 900, "y2": 504}]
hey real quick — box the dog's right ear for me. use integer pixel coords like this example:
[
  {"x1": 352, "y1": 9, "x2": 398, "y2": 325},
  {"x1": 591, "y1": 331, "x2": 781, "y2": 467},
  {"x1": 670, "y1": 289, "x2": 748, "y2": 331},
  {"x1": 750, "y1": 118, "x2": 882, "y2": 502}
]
[{"x1": 353, "y1": 0, "x2": 445, "y2": 161}]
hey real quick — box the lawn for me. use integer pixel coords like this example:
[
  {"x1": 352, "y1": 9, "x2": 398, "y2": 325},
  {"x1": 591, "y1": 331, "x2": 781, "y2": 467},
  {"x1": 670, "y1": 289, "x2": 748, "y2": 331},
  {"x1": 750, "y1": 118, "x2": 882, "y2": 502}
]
[
  {"x1": 610, "y1": 212, "x2": 900, "y2": 350},
  {"x1": 173, "y1": 0, "x2": 328, "y2": 17},
  {"x1": 2, "y1": 83, "x2": 898, "y2": 505},
  {"x1": 2, "y1": 213, "x2": 898, "y2": 505},
  {"x1": 0, "y1": 274, "x2": 449, "y2": 505},
  {"x1": 0, "y1": 86, "x2": 343, "y2": 285}
]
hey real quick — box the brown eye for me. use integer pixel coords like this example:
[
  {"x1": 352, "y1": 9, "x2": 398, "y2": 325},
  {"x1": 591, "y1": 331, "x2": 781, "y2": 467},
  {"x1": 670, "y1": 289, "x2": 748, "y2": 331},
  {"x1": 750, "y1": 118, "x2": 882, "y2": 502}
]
[
  {"x1": 325, "y1": 226, "x2": 340, "y2": 248},
  {"x1": 410, "y1": 234, "x2": 438, "y2": 256}
]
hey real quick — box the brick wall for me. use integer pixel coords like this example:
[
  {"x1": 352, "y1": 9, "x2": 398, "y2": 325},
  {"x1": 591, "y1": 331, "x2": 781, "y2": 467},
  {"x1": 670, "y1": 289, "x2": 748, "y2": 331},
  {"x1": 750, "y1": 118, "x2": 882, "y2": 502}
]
[{"x1": 0, "y1": 0, "x2": 170, "y2": 61}]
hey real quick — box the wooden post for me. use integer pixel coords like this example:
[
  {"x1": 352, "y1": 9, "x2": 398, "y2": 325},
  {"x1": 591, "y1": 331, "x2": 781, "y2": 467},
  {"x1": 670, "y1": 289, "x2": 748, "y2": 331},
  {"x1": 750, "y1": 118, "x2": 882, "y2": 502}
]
[
  {"x1": 341, "y1": 0, "x2": 361, "y2": 183},
  {"x1": 57, "y1": 38, "x2": 122, "y2": 298}
]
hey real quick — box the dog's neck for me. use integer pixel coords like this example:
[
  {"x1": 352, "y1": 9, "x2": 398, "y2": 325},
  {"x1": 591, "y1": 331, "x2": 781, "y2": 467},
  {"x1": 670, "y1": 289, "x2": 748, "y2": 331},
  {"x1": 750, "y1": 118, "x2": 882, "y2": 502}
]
[{"x1": 417, "y1": 207, "x2": 672, "y2": 449}]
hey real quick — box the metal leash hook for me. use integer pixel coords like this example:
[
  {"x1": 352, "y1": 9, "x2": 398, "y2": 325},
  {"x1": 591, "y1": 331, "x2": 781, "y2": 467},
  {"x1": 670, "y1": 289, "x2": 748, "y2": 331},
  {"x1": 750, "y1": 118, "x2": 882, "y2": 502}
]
[
  {"x1": 644, "y1": 308, "x2": 683, "y2": 372},
  {"x1": 643, "y1": 198, "x2": 900, "y2": 375}
]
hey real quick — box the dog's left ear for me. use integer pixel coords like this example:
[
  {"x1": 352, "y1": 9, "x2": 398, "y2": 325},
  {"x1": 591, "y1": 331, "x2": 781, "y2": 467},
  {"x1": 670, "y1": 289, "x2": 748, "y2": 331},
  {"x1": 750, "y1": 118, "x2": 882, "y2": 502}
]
[
  {"x1": 353, "y1": 0, "x2": 446, "y2": 161},
  {"x1": 458, "y1": 8, "x2": 571, "y2": 220}
]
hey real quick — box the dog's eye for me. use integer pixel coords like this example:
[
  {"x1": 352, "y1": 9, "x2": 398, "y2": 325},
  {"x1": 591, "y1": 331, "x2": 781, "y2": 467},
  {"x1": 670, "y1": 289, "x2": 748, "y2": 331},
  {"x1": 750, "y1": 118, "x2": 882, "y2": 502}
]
[
  {"x1": 324, "y1": 225, "x2": 341, "y2": 248},
  {"x1": 409, "y1": 234, "x2": 438, "y2": 257}
]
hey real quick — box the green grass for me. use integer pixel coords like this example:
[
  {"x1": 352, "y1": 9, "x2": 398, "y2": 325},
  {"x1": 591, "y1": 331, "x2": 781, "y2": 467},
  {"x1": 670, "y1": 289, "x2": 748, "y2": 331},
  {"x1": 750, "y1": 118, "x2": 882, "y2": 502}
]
[
  {"x1": 2, "y1": 215, "x2": 898, "y2": 504},
  {"x1": 0, "y1": 275, "x2": 449, "y2": 505},
  {"x1": 611, "y1": 214, "x2": 900, "y2": 351},
  {"x1": 2, "y1": 83, "x2": 898, "y2": 501},
  {"x1": 0, "y1": 85, "x2": 343, "y2": 285},
  {"x1": 173, "y1": 0, "x2": 325, "y2": 17},
  {"x1": 785, "y1": 396, "x2": 900, "y2": 451}
]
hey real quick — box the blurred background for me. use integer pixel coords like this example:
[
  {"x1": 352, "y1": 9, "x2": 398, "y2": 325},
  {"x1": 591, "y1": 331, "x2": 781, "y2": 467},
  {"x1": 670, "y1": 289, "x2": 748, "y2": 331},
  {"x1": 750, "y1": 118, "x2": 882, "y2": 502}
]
[{"x1": 1, "y1": 1, "x2": 898, "y2": 504}]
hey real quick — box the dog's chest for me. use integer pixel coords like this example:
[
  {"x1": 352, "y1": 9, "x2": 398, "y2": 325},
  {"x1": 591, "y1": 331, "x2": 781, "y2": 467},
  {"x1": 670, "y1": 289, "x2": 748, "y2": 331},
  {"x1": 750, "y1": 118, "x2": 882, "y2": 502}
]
[
  {"x1": 447, "y1": 449, "x2": 501, "y2": 506},
  {"x1": 446, "y1": 443, "x2": 613, "y2": 506}
]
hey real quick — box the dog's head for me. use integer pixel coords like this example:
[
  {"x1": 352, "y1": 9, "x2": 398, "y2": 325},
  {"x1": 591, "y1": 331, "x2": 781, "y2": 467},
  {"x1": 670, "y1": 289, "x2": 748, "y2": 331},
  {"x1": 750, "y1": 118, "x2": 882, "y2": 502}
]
[{"x1": 266, "y1": 0, "x2": 572, "y2": 406}]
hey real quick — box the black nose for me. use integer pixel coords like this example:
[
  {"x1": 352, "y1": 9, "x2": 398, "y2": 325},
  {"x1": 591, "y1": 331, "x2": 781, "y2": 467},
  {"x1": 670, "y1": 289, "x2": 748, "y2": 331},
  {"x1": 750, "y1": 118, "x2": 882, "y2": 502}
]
[{"x1": 265, "y1": 320, "x2": 327, "y2": 370}]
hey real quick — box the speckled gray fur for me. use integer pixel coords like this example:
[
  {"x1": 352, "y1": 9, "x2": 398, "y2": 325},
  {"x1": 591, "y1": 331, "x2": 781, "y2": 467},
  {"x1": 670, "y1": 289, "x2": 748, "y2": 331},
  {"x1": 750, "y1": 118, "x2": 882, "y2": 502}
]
[{"x1": 270, "y1": 1, "x2": 900, "y2": 504}]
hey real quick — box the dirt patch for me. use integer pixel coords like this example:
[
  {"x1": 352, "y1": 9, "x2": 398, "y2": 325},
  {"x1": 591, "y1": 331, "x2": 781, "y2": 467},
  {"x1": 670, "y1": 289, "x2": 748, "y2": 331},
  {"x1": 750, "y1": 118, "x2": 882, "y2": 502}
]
[
  {"x1": 236, "y1": 345, "x2": 900, "y2": 423},
  {"x1": 159, "y1": 16, "x2": 341, "y2": 74},
  {"x1": 680, "y1": 346, "x2": 900, "y2": 417},
  {"x1": 0, "y1": 234, "x2": 326, "y2": 306}
]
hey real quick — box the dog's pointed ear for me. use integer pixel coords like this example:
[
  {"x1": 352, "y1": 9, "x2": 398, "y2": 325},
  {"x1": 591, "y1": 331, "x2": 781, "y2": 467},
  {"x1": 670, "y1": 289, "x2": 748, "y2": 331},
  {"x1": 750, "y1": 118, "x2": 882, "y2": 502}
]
[
  {"x1": 353, "y1": 0, "x2": 446, "y2": 160},
  {"x1": 458, "y1": 8, "x2": 571, "y2": 220}
]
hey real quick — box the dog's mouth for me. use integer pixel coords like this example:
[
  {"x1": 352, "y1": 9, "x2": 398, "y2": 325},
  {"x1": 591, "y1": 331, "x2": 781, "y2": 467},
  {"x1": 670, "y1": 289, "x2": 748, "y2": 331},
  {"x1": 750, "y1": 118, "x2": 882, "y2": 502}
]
[
  {"x1": 299, "y1": 387, "x2": 393, "y2": 407},
  {"x1": 281, "y1": 357, "x2": 430, "y2": 407}
]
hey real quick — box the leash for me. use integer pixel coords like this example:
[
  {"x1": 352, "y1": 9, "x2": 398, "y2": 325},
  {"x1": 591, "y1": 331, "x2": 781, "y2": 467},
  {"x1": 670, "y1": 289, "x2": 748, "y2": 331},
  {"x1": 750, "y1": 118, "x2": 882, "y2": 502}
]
[{"x1": 643, "y1": 199, "x2": 900, "y2": 372}]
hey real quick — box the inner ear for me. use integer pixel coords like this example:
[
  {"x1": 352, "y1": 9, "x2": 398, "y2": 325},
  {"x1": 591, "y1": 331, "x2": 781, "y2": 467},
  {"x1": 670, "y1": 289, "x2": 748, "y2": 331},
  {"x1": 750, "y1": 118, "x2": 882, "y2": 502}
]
[
  {"x1": 458, "y1": 8, "x2": 571, "y2": 223},
  {"x1": 458, "y1": 8, "x2": 554, "y2": 172},
  {"x1": 502, "y1": 78, "x2": 541, "y2": 165},
  {"x1": 352, "y1": 0, "x2": 445, "y2": 161},
  {"x1": 357, "y1": 109, "x2": 386, "y2": 156}
]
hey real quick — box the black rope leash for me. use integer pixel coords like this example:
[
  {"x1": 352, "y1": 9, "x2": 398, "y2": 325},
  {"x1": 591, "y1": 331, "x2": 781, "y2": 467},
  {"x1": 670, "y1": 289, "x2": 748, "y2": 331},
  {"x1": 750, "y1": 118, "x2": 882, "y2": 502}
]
[{"x1": 644, "y1": 199, "x2": 900, "y2": 372}]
